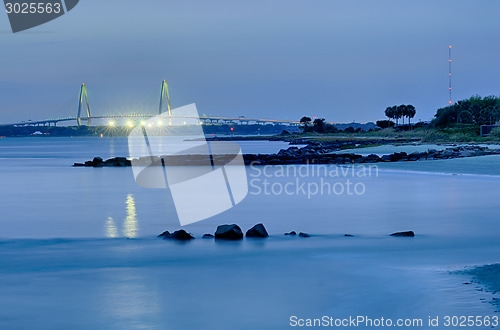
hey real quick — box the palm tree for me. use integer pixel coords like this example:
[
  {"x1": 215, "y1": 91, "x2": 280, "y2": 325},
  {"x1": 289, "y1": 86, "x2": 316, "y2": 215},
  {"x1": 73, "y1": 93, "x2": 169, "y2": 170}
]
[
  {"x1": 385, "y1": 107, "x2": 394, "y2": 123},
  {"x1": 399, "y1": 105, "x2": 407, "y2": 126},
  {"x1": 386, "y1": 106, "x2": 400, "y2": 125},
  {"x1": 406, "y1": 105, "x2": 416, "y2": 127},
  {"x1": 393, "y1": 105, "x2": 403, "y2": 126}
]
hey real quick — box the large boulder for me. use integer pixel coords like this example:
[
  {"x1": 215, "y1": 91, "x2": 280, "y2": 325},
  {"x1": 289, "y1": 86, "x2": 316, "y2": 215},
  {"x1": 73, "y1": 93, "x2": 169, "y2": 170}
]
[
  {"x1": 158, "y1": 229, "x2": 194, "y2": 240},
  {"x1": 365, "y1": 154, "x2": 380, "y2": 163},
  {"x1": 245, "y1": 223, "x2": 269, "y2": 238},
  {"x1": 391, "y1": 152, "x2": 407, "y2": 162},
  {"x1": 92, "y1": 157, "x2": 104, "y2": 167},
  {"x1": 380, "y1": 155, "x2": 392, "y2": 162},
  {"x1": 407, "y1": 152, "x2": 421, "y2": 161},
  {"x1": 215, "y1": 224, "x2": 243, "y2": 240},
  {"x1": 443, "y1": 150, "x2": 455, "y2": 158},
  {"x1": 390, "y1": 231, "x2": 415, "y2": 237}
]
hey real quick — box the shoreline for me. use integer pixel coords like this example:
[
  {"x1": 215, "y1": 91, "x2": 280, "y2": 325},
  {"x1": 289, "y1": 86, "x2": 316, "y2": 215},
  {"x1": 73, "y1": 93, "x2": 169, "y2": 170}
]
[{"x1": 461, "y1": 264, "x2": 500, "y2": 312}]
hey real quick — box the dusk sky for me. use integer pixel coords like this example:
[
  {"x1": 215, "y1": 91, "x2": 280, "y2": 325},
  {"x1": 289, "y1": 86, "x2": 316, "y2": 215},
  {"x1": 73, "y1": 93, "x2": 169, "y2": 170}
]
[{"x1": 1, "y1": 0, "x2": 500, "y2": 124}]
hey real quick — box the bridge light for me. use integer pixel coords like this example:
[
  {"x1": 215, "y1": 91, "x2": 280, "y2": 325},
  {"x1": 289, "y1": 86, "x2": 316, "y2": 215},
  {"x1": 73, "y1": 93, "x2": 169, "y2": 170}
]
[
  {"x1": 126, "y1": 120, "x2": 135, "y2": 128},
  {"x1": 147, "y1": 123, "x2": 153, "y2": 128},
  {"x1": 108, "y1": 120, "x2": 116, "y2": 127},
  {"x1": 140, "y1": 120, "x2": 146, "y2": 126},
  {"x1": 157, "y1": 119, "x2": 164, "y2": 126}
]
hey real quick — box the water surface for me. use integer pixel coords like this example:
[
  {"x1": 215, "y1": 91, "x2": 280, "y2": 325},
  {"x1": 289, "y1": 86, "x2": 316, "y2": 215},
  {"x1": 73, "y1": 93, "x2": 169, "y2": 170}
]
[{"x1": 1, "y1": 137, "x2": 499, "y2": 329}]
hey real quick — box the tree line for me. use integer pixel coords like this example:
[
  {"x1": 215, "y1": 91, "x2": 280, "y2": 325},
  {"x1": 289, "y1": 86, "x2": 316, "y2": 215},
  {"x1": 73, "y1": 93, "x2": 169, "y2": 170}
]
[
  {"x1": 384, "y1": 104, "x2": 416, "y2": 126},
  {"x1": 432, "y1": 95, "x2": 500, "y2": 127},
  {"x1": 299, "y1": 117, "x2": 339, "y2": 133}
]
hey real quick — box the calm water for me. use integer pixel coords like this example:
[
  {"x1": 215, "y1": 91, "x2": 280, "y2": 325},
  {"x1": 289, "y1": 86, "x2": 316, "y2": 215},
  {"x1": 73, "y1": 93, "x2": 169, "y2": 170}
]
[{"x1": 1, "y1": 137, "x2": 500, "y2": 329}]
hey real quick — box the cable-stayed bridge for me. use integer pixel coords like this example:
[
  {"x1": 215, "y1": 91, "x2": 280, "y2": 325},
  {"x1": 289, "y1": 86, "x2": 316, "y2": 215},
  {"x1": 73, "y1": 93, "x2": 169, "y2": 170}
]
[{"x1": 1, "y1": 81, "x2": 300, "y2": 128}]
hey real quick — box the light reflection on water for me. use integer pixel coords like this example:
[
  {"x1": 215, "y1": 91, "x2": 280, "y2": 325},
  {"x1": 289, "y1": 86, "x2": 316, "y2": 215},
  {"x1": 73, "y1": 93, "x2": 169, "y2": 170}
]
[
  {"x1": 105, "y1": 217, "x2": 119, "y2": 238},
  {"x1": 123, "y1": 194, "x2": 138, "y2": 238},
  {"x1": 105, "y1": 194, "x2": 138, "y2": 238}
]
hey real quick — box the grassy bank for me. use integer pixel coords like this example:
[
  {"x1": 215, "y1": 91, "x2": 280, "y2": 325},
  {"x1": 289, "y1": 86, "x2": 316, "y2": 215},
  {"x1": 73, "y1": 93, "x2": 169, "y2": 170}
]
[{"x1": 281, "y1": 125, "x2": 500, "y2": 144}]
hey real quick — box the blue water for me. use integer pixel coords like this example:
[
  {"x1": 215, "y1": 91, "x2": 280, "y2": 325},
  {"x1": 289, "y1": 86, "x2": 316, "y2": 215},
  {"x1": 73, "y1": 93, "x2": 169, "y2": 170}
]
[{"x1": 1, "y1": 137, "x2": 499, "y2": 329}]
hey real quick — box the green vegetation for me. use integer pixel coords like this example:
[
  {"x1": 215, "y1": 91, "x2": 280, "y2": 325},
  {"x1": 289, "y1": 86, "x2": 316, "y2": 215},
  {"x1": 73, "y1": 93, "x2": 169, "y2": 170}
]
[
  {"x1": 288, "y1": 97, "x2": 500, "y2": 143},
  {"x1": 432, "y1": 95, "x2": 500, "y2": 127},
  {"x1": 290, "y1": 96, "x2": 500, "y2": 143},
  {"x1": 376, "y1": 120, "x2": 395, "y2": 129},
  {"x1": 300, "y1": 118, "x2": 340, "y2": 133}
]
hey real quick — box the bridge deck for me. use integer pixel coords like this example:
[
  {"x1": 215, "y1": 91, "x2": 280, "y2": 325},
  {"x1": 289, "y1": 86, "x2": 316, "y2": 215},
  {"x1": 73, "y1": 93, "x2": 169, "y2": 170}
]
[{"x1": 2, "y1": 115, "x2": 301, "y2": 127}]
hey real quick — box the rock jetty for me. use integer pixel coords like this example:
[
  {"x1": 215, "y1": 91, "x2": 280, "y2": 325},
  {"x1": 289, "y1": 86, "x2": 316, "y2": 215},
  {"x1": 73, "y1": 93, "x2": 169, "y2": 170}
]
[{"x1": 74, "y1": 144, "x2": 500, "y2": 167}]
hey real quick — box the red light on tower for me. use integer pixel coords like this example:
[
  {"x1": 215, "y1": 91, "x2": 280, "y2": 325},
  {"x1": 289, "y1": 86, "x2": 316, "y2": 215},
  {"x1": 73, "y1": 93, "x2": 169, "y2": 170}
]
[{"x1": 448, "y1": 45, "x2": 453, "y2": 106}]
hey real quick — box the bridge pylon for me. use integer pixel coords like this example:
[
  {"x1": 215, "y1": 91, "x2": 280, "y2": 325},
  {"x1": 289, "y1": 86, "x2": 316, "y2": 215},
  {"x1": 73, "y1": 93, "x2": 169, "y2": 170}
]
[
  {"x1": 77, "y1": 83, "x2": 91, "y2": 126},
  {"x1": 159, "y1": 80, "x2": 172, "y2": 116}
]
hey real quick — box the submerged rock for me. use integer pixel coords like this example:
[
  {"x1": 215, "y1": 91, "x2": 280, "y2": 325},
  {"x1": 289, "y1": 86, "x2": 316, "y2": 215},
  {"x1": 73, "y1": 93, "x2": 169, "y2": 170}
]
[
  {"x1": 159, "y1": 229, "x2": 194, "y2": 240},
  {"x1": 390, "y1": 231, "x2": 415, "y2": 237},
  {"x1": 245, "y1": 223, "x2": 269, "y2": 238},
  {"x1": 284, "y1": 231, "x2": 297, "y2": 236},
  {"x1": 298, "y1": 232, "x2": 311, "y2": 238},
  {"x1": 215, "y1": 224, "x2": 243, "y2": 240},
  {"x1": 158, "y1": 230, "x2": 171, "y2": 238},
  {"x1": 344, "y1": 234, "x2": 354, "y2": 237}
]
